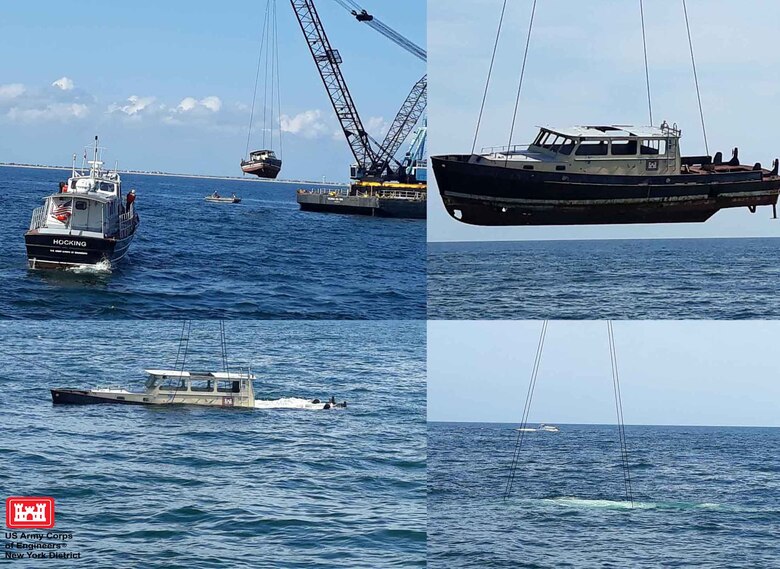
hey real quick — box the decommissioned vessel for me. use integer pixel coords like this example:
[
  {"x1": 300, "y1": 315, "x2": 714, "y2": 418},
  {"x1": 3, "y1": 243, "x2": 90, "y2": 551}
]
[
  {"x1": 24, "y1": 137, "x2": 139, "y2": 269},
  {"x1": 51, "y1": 369, "x2": 347, "y2": 410},
  {"x1": 433, "y1": 123, "x2": 780, "y2": 225}
]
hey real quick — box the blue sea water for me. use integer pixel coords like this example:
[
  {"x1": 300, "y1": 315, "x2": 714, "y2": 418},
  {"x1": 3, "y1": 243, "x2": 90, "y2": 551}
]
[
  {"x1": 428, "y1": 422, "x2": 780, "y2": 568},
  {"x1": 0, "y1": 320, "x2": 426, "y2": 568},
  {"x1": 428, "y1": 238, "x2": 780, "y2": 319},
  {"x1": 0, "y1": 167, "x2": 425, "y2": 319}
]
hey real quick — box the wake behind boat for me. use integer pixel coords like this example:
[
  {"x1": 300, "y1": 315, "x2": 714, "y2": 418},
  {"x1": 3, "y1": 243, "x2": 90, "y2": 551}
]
[
  {"x1": 433, "y1": 123, "x2": 780, "y2": 225},
  {"x1": 24, "y1": 136, "x2": 139, "y2": 270},
  {"x1": 51, "y1": 369, "x2": 347, "y2": 410}
]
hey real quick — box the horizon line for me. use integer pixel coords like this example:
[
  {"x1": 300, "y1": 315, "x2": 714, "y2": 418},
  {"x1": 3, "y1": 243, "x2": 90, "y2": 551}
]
[{"x1": 428, "y1": 419, "x2": 780, "y2": 429}]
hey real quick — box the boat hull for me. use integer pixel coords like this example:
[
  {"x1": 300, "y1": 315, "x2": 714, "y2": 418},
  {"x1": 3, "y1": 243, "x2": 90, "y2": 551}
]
[
  {"x1": 241, "y1": 161, "x2": 281, "y2": 179},
  {"x1": 51, "y1": 389, "x2": 146, "y2": 405},
  {"x1": 205, "y1": 197, "x2": 241, "y2": 203},
  {"x1": 432, "y1": 154, "x2": 780, "y2": 225},
  {"x1": 24, "y1": 229, "x2": 137, "y2": 270}
]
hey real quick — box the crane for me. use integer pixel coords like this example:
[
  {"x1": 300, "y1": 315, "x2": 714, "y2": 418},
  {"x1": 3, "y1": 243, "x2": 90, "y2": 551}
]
[{"x1": 290, "y1": 0, "x2": 426, "y2": 183}]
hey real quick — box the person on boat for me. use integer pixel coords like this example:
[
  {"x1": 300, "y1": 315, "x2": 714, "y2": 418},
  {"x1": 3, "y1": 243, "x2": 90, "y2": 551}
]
[
  {"x1": 126, "y1": 189, "x2": 136, "y2": 211},
  {"x1": 231, "y1": 192, "x2": 236, "y2": 199},
  {"x1": 212, "y1": 191, "x2": 220, "y2": 199},
  {"x1": 58, "y1": 181, "x2": 67, "y2": 193}
]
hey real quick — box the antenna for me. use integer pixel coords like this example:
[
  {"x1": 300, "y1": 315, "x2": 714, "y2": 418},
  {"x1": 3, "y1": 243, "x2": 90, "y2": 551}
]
[{"x1": 72, "y1": 153, "x2": 76, "y2": 177}]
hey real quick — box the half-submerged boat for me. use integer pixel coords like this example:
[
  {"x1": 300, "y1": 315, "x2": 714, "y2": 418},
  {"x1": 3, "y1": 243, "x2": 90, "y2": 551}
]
[
  {"x1": 24, "y1": 137, "x2": 139, "y2": 269},
  {"x1": 516, "y1": 423, "x2": 560, "y2": 433},
  {"x1": 432, "y1": 123, "x2": 780, "y2": 225},
  {"x1": 51, "y1": 369, "x2": 347, "y2": 410},
  {"x1": 241, "y1": 149, "x2": 282, "y2": 179},
  {"x1": 205, "y1": 192, "x2": 241, "y2": 204}
]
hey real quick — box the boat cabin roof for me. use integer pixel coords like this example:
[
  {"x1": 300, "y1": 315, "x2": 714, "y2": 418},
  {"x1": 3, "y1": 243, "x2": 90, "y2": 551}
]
[
  {"x1": 250, "y1": 149, "x2": 276, "y2": 156},
  {"x1": 145, "y1": 369, "x2": 256, "y2": 380},
  {"x1": 539, "y1": 124, "x2": 677, "y2": 140}
]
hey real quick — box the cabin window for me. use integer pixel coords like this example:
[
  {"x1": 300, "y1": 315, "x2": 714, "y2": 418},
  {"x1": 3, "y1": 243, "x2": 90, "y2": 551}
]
[
  {"x1": 575, "y1": 140, "x2": 608, "y2": 156},
  {"x1": 75, "y1": 200, "x2": 87, "y2": 211},
  {"x1": 190, "y1": 380, "x2": 214, "y2": 392},
  {"x1": 70, "y1": 180, "x2": 77, "y2": 189},
  {"x1": 640, "y1": 139, "x2": 667, "y2": 156},
  {"x1": 610, "y1": 139, "x2": 638, "y2": 156},
  {"x1": 558, "y1": 139, "x2": 576, "y2": 155},
  {"x1": 218, "y1": 380, "x2": 241, "y2": 393},
  {"x1": 532, "y1": 131, "x2": 548, "y2": 146}
]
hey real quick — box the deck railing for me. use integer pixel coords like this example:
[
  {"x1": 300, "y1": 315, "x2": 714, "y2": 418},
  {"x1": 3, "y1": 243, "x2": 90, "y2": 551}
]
[
  {"x1": 298, "y1": 187, "x2": 426, "y2": 201},
  {"x1": 480, "y1": 144, "x2": 531, "y2": 155},
  {"x1": 29, "y1": 205, "x2": 46, "y2": 230},
  {"x1": 118, "y1": 209, "x2": 137, "y2": 239}
]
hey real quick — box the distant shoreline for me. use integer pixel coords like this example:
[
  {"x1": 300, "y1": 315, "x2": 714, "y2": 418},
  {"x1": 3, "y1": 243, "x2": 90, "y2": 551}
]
[{"x1": 0, "y1": 162, "x2": 347, "y2": 186}]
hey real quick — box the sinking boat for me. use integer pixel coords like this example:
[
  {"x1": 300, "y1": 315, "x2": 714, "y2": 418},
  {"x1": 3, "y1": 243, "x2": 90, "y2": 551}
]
[
  {"x1": 24, "y1": 137, "x2": 139, "y2": 269},
  {"x1": 205, "y1": 192, "x2": 241, "y2": 204},
  {"x1": 433, "y1": 123, "x2": 780, "y2": 225},
  {"x1": 51, "y1": 369, "x2": 347, "y2": 409},
  {"x1": 241, "y1": 149, "x2": 282, "y2": 179},
  {"x1": 516, "y1": 423, "x2": 559, "y2": 433}
]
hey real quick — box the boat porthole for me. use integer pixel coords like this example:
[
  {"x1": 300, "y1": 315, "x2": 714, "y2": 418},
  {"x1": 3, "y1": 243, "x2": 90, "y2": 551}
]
[
  {"x1": 454, "y1": 209, "x2": 463, "y2": 220},
  {"x1": 666, "y1": 178, "x2": 671, "y2": 183},
  {"x1": 501, "y1": 207, "x2": 507, "y2": 213}
]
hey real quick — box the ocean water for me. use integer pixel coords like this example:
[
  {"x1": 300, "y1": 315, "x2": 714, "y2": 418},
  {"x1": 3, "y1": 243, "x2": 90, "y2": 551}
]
[
  {"x1": 0, "y1": 167, "x2": 425, "y2": 319},
  {"x1": 0, "y1": 320, "x2": 426, "y2": 568},
  {"x1": 428, "y1": 422, "x2": 780, "y2": 568},
  {"x1": 428, "y1": 238, "x2": 780, "y2": 319}
]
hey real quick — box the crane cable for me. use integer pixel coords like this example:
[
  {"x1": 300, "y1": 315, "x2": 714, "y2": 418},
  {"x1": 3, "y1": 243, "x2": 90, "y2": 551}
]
[
  {"x1": 682, "y1": 0, "x2": 708, "y2": 155},
  {"x1": 471, "y1": 0, "x2": 509, "y2": 154},
  {"x1": 245, "y1": 0, "x2": 283, "y2": 159},
  {"x1": 504, "y1": 319, "x2": 548, "y2": 500},
  {"x1": 608, "y1": 321, "x2": 634, "y2": 507},
  {"x1": 505, "y1": 0, "x2": 538, "y2": 165},
  {"x1": 639, "y1": 0, "x2": 653, "y2": 125}
]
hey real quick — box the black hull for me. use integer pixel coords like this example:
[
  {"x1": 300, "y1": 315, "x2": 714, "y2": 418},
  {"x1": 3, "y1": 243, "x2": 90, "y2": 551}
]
[
  {"x1": 51, "y1": 389, "x2": 142, "y2": 405},
  {"x1": 432, "y1": 154, "x2": 780, "y2": 225},
  {"x1": 241, "y1": 162, "x2": 282, "y2": 179},
  {"x1": 25, "y1": 229, "x2": 136, "y2": 270},
  {"x1": 298, "y1": 199, "x2": 426, "y2": 219}
]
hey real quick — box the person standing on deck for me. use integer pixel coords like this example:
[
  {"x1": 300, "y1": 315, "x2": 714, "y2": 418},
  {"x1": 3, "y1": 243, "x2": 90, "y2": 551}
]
[{"x1": 126, "y1": 189, "x2": 136, "y2": 211}]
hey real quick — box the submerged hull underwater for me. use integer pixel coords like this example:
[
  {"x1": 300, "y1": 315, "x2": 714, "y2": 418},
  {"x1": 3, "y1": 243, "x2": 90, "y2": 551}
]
[
  {"x1": 50, "y1": 388, "x2": 347, "y2": 409},
  {"x1": 432, "y1": 154, "x2": 780, "y2": 225}
]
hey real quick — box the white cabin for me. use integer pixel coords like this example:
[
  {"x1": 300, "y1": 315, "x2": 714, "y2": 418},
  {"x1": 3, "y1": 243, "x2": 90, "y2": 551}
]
[
  {"x1": 478, "y1": 123, "x2": 682, "y2": 176},
  {"x1": 29, "y1": 151, "x2": 135, "y2": 240}
]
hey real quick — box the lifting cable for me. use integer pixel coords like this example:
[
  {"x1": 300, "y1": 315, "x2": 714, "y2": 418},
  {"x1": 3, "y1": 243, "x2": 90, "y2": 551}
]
[
  {"x1": 681, "y1": 0, "x2": 708, "y2": 155},
  {"x1": 246, "y1": 0, "x2": 283, "y2": 158},
  {"x1": 219, "y1": 320, "x2": 230, "y2": 377},
  {"x1": 639, "y1": 0, "x2": 653, "y2": 125},
  {"x1": 471, "y1": 0, "x2": 509, "y2": 154},
  {"x1": 504, "y1": 319, "x2": 548, "y2": 500},
  {"x1": 505, "y1": 0, "x2": 539, "y2": 163},
  {"x1": 608, "y1": 321, "x2": 634, "y2": 506}
]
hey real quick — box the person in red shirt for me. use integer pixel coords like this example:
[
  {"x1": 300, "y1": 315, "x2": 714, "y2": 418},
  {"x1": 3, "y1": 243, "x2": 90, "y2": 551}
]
[{"x1": 126, "y1": 189, "x2": 136, "y2": 211}]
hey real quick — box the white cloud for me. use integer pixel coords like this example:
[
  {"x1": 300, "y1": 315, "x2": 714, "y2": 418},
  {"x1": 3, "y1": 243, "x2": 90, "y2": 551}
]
[
  {"x1": 366, "y1": 115, "x2": 388, "y2": 136},
  {"x1": 176, "y1": 96, "x2": 222, "y2": 113},
  {"x1": 0, "y1": 83, "x2": 25, "y2": 100},
  {"x1": 108, "y1": 95, "x2": 156, "y2": 116},
  {"x1": 52, "y1": 77, "x2": 75, "y2": 91},
  {"x1": 7, "y1": 103, "x2": 88, "y2": 122},
  {"x1": 280, "y1": 109, "x2": 330, "y2": 139}
]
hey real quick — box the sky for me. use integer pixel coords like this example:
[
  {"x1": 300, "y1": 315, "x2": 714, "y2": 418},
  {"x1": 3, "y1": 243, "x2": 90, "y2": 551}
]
[
  {"x1": 428, "y1": 0, "x2": 780, "y2": 241},
  {"x1": 0, "y1": 0, "x2": 425, "y2": 181},
  {"x1": 428, "y1": 320, "x2": 780, "y2": 427}
]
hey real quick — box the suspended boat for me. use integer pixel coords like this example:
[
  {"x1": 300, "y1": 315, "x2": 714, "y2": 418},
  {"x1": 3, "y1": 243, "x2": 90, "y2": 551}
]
[
  {"x1": 240, "y1": 149, "x2": 282, "y2": 179},
  {"x1": 24, "y1": 136, "x2": 140, "y2": 269},
  {"x1": 433, "y1": 123, "x2": 780, "y2": 225},
  {"x1": 51, "y1": 369, "x2": 346, "y2": 409}
]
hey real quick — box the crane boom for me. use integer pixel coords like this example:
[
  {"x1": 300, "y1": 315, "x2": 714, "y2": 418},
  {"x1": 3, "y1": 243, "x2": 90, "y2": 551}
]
[
  {"x1": 373, "y1": 74, "x2": 426, "y2": 176},
  {"x1": 290, "y1": 0, "x2": 380, "y2": 173}
]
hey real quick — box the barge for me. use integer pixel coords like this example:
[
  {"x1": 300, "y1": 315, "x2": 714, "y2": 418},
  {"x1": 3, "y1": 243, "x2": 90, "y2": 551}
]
[{"x1": 432, "y1": 123, "x2": 780, "y2": 225}]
